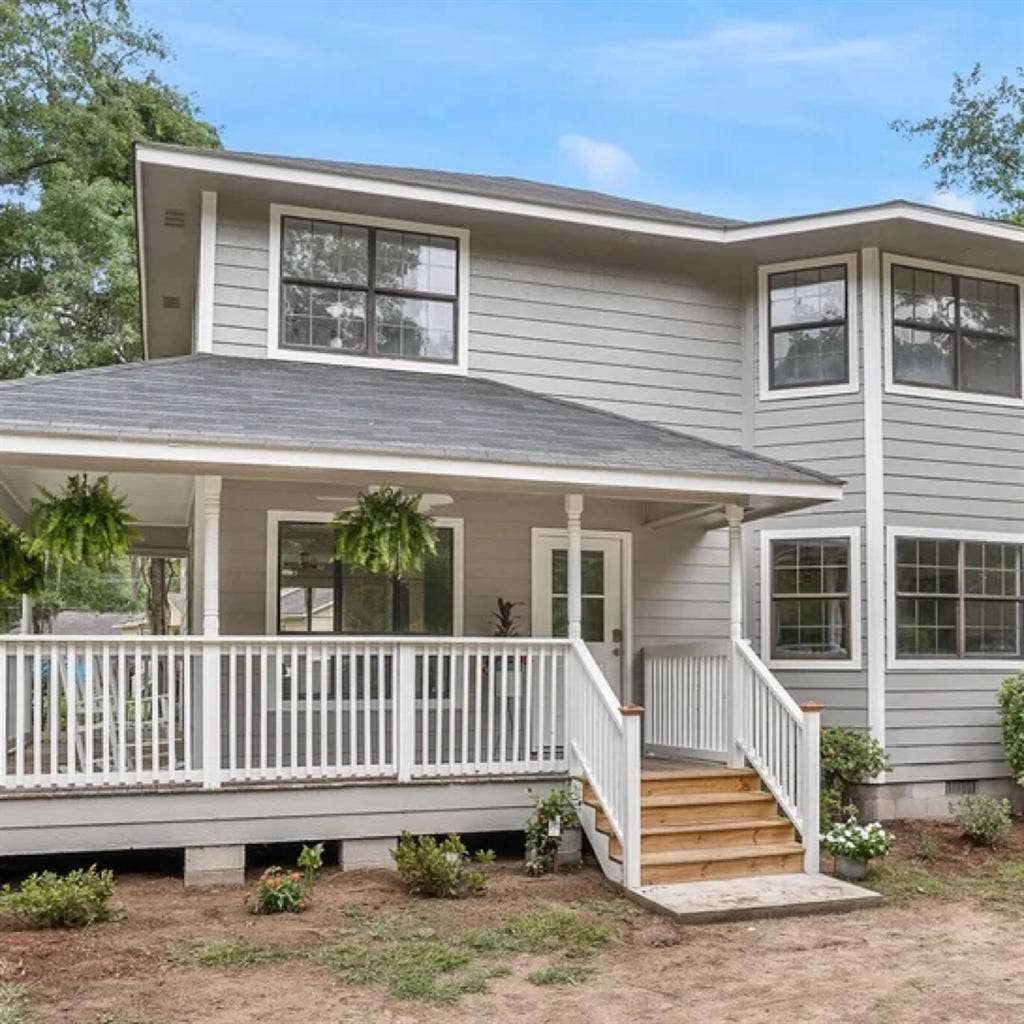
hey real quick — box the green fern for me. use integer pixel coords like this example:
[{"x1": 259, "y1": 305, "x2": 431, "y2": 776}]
[
  {"x1": 27, "y1": 475, "x2": 138, "y2": 571},
  {"x1": 332, "y1": 487, "x2": 438, "y2": 579},
  {"x1": 0, "y1": 516, "x2": 46, "y2": 600}
]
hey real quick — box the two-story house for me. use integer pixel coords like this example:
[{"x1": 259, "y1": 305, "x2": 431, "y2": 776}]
[{"x1": 0, "y1": 144, "x2": 1020, "y2": 890}]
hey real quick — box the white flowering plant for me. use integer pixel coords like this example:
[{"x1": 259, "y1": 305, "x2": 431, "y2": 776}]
[{"x1": 820, "y1": 819, "x2": 894, "y2": 862}]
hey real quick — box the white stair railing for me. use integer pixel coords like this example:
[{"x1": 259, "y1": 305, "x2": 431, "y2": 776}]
[{"x1": 566, "y1": 639, "x2": 642, "y2": 889}]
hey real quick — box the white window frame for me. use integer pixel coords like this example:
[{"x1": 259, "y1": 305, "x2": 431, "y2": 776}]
[
  {"x1": 265, "y1": 509, "x2": 465, "y2": 635},
  {"x1": 757, "y1": 252, "x2": 860, "y2": 401},
  {"x1": 266, "y1": 203, "x2": 470, "y2": 375},
  {"x1": 886, "y1": 525, "x2": 1024, "y2": 670},
  {"x1": 760, "y1": 526, "x2": 862, "y2": 670},
  {"x1": 882, "y1": 252, "x2": 1024, "y2": 409}
]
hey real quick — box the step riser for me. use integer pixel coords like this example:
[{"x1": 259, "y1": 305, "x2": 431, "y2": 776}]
[
  {"x1": 641, "y1": 776, "x2": 761, "y2": 797},
  {"x1": 609, "y1": 822, "x2": 795, "y2": 859},
  {"x1": 642, "y1": 800, "x2": 778, "y2": 828},
  {"x1": 641, "y1": 851, "x2": 804, "y2": 885}
]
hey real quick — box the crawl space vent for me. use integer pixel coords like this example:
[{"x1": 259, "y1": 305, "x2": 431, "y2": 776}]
[{"x1": 945, "y1": 780, "x2": 978, "y2": 796}]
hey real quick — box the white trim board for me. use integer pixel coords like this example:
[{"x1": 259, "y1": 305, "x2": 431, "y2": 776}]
[
  {"x1": 759, "y1": 526, "x2": 863, "y2": 671},
  {"x1": 266, "y1": 203, "x2": 470, "y2": 376},
  {"x1": 264, "y1": 510, "x2": 464, "y2": 635},
  {"x1": 757, "y1": 252, "x2": 860, "y2": 402},
  {"x1": 195, "y1": 190, "x2": 217, "y2": 354},
  {"x1": 881, "y1": 252, "x2": 1024, "y2": 409},
  {"x1": 885, "y1": 525, "x2": 1024, "y2": 671}
]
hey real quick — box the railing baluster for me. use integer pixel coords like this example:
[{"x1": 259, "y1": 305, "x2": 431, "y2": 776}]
[
  {"x1": 66, "y1": 643, "x2": 77, "y2": 782},
  {"x1": 304, "y1": 642, "x2": 313, "y2": 775},
  {"x1": 32, "y1": 643, "x2": 42, "y2": 780},
  {"x1": 228, "y1": 643, "x2": 237, "y2": 777},
  {"x1": 167, "y1": 642, "x2": 176, "y2": 778},
  {"x1": 244, "y1": 644, "x2": 253, "y2": 775},
  {"x1": 14, "y1": 646, "x2": 25, "y2": 783}
]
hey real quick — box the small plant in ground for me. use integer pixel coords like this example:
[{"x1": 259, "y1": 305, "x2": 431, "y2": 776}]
[
  {"x1": 248, "y1": 867, "x2": 309, "y2": 915},
  {"x1": 297, "y1": 842, "x2": 324, "y2": 886},
  {"x1": 952, "y1": 795, "x2": 1013, "y2": 847},
  {"x1": 0, "y1": 866, "x2": 114, "y2": 927},
  {"x1": 914, "y1": 832, "x2": 941, "y2": 863},
  {"x1": 998, "y1": 673, "x2": 1024, "y2": 786},
  {"x1": 527, "y1": 964, "x2": 595, "y2": 987},
  {"x1": 0, "y1": 983, "x2": 31, "y2": 1024},
  {"x1": 524, "y1": 788, "x2": 580, "y2": 876},
  {"x1": 820, "y1": 726, "x2": 892, "y2": 827},
  {"x1": 391, "y1": 833, "x2": 495, "y2": 898},
  {"x1": 463, "y1": 908, "x2": 612, "y2": 958},
  {"x1": 821, "y1": 818, "x2": 894, "y2": 863},
  {"x1": 171, "y1": 939, "x2": 292, "y2": 968}
]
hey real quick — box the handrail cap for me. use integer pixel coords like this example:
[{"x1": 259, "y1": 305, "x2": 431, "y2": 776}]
[
  {"x1": 799, "y1": 700, "x2": 825, "y2": 713},
  {"x1": 619, "y1": 704, "x2": 644, "y2": 717}
]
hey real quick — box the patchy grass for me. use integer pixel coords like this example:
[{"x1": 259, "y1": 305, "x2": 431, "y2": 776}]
[
  {"x1": 527, "y1": 964, "x2": 594, "y2": 987},
  {"x1": 868, "y1": 852, "x2": 1024, "y2": 907},
  {"x1": 171, "y1": 905, "x2": 612, "y2": 1005},
  {"x1": 0, "y1": 983, "x2": 31, "y2": 1024}
]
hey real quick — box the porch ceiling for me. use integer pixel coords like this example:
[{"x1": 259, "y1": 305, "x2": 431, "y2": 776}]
[{"x1": 0, "y1": 355, "x2": 843, "y2": 518}]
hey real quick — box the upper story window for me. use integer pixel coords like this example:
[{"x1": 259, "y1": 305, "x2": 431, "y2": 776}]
[
  {"x1": 758, "y1": 254, "x2": 858, "y2": 401},
  {"x1": 891, "y1": 263, "x2": 1021, "y2": 399},
  {"x1": 277, "y1": 213, "x2": 461, "y2": 365}
]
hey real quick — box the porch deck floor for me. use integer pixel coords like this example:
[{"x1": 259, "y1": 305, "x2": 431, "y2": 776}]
[
  {"x1": 629, "y1": 873, "x2": 884, "y2": 924},
  {"x1": 641, "y1": 755, "x2": 728, "y2": 774}
]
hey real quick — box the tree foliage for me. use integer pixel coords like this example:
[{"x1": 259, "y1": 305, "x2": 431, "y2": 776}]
[
  {"x1": 0, "y1": 0, "x2": 221, "y2": 378},
  {"x1": 0, "y1": 515, "x2": 46, "y2": 600},
  {"x1": 998, "y1": 673, "x2": 1024, "y2": 787},
  {"x1": 893, "y1": 64, "x2": 1024, "y2": 224}
]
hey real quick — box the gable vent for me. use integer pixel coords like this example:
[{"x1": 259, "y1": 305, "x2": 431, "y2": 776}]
[
  {"x1": 945, "y1": 780, "x2": 978, "y2": 796},
  {"x1": 163, "y1": 208, "x2": 186, "y2": 228},
  {"x1": 161, "y1": 295, "x2": 182, "y2": 310}
]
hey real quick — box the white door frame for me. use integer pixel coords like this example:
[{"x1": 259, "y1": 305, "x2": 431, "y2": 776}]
[{"x1": 530, "y1": 527, "x2": 633, "y2": 697}]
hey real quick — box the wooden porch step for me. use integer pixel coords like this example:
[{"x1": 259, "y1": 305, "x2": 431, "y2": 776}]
[
  {"x1": 641, "y1": 790, "x2": 779, "y2": 828},
  {"x1": 636, "y1": 842, "x2": 805, "y2": 885},
  {"x1": 640, "y1": 768, "x2": 760, "y2": 797},
  {"x1": 606, "y1": 818, "x2": 796, "y2": 859}
]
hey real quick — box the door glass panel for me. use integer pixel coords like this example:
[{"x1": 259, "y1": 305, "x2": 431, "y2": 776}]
[{"x1": 550, "y1": 548, "x2": 605, "y2": 642}]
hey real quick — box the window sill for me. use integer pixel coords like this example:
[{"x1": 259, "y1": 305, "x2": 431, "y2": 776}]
[
  {"x1": 758, "y1": 380, "x2": 860, "y2": 403},
  {"x1": 766, "y1": 658, "x2": 862, "y2": 672},
  {"x1": 268, "y1": 346, "x2": 468, "y2": 376},
  {"x1": 887, "y1": 657, "x2": 1024, "y2": 671},
  {"x1": 884, "y1": 381, "x2": 1024, "y2": 409}
]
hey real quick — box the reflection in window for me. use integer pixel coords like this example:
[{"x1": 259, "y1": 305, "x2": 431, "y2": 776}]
[
  {"x1": 767, "y1": 264, "x2": 849, "y2": 390},
  {"x1": 280, "y1": 216, "x2": 459, "y2": 363},
  {"x1": 277, "y1": 522, "x2": 454, "y2": 634},
  {"x1": 892, "y1": 264, "x2": 1021, "y2": 398}
]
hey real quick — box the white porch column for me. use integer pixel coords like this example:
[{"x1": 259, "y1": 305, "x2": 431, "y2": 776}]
[
  {"x1": 565, "y1": 494, "x2": 584, "y2": 641},
  {"x1": 726, "y1": 503, "x2": 745, "y2": 768},
  {"x1": 19, "y1": 595, "x2": 32, "y2": 635},
  {"x1": 198, "y1": 476, "x2": 222, "y2": 789}
]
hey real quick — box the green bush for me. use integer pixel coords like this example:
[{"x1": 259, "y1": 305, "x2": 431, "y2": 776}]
[
  {"x1": 951, "y1": 795, "x2": 1013, "y2": 847},
  {"x1": 392, "y1": 833, "x2": 495, "y2": 898},
  {"x1": 0, "y1": 866, "x2": 114, "y2": 927},
  {"x1": 248, "y1": 867, "x2": 309, "y2": 915},
  {"x1": 297, "y1": 842, "x2": 324, "y2": 886},
  {"x1": 998, "y1": 674, "x2": 1024, "y2": 786},
  {"x1": 820, "y1": 726, "x2": 892, "y2": 827},
  {"x1": 524, "y1": 788, "x2": 580, "y2": 876}
]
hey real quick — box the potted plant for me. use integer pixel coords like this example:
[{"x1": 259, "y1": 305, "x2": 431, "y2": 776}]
[
  {"x1": 0, "y1": 516, "x2": 46, "y2": 601},
  {"x1": 821, "y1": 817, "x2": 894, "y2": 880},
  {"x1": 524, "y1": 788, "x2": 581, "y2": 876}
]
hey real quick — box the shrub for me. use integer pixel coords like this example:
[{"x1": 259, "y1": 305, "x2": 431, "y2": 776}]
[
  {"x1": 249, "y1": 867, "x2": 309, "y2": 915},
  {"x1": 820, "y1": 726, "x2": 892, "y2": 827},
  {"x1": 998, "y1": 674, "x2": 1024, "y2": 786},
  {"x1": 391, "y1": 833, "x2": 495, "y2": 898},
  {"x1": 297, "y1": 842, "x2": 324, "y2": 886},
  {"x1": 951, "y1": 795, "x2": 1013, "y2": 847},
  {"x1": 0, "y1": 866, "x2": 114, "y2": 928},
  {"x1": 821, "y1": 819, "x2": 894, "y2": 862},
  {"x1": 524, "y1": 788, "x2": 580, "y2": 876}
]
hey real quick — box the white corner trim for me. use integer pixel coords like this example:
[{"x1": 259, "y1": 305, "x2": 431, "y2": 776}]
[
  {"x1": 881, "y1": 252, "x2": 1024, "y2": 409},
  {"x1": 264, "y1": 510, "x2": 464, "y2": 635},
  {"x1": 885, "y1": 525, "x2": 1024, "y2": 671},
  {"x1": 266, "y1": 202, "x2": 470, "y2": 376},
  {"x1": 195, "y1": 190, "x2": 218, "y2": 354},
  {"x1": 861, "y1": 246, "x2": 886, "y2": 747},
  {"x1": 759, "y1": 526, "x2": 863, "y2": 671},
  {"x1": 757, "y1": 253, "x2": 860, "y2": 402},
  {"x1": 135, "y1": 157, "x2": 149, "y2": 360}
]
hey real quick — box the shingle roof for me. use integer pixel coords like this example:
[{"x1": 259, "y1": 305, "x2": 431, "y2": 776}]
[
  {"x1": 0, "y1": 356, "x2": 837, "y2": 487},
  {"x1": 147, "y1": 144, "x2": 742, "y2": 230}
]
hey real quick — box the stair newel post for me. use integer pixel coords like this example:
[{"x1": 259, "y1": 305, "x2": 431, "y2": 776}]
[
  {"x1": 726, "y1": 504, "x2": 745, "y2": 769},
  {"x1": 620, "y1": 703, "x2": 644, "y2": 889},
  {"x1": 396, "y1": 644, "x2": 417, "y2": 782},
  {"x1": 799, "y1": 700, "x2": 823, "y2": 874},
  {"x1": 199, "y1": 476, "x2": 222, "y2": 790}
]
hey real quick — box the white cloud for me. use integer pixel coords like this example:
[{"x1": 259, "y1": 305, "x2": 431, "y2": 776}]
[
  {"x1": 558, "y1": 134, "x2": 638, "y2": 189},
  {"x1": 928, "y1": 189, "x2": 979, "y2": 215}
]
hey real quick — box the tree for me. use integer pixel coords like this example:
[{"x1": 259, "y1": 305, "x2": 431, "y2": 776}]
[
  {"x1": 893, "y1": 65, "x2": 1024, "y2": 224},
  {"x1": 0, "y1": 0, "x2": 221, "y2": 378},
  {"x1": 31, "y1": 556, "x2": 143, "y2": 633}
]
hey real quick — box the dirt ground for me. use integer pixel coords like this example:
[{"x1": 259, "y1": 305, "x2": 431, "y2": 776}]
[{"x1": 3, "y1": 826, "x2": 1024, "y2": 1024}]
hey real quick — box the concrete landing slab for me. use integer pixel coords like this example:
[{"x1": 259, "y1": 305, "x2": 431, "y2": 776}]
[{"x1": 630, "y1": 873, "x2": 884, "y2": 924}]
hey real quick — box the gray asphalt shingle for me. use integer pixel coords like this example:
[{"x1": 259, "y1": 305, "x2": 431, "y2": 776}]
[{"x1": 0, "y1": 355, "x2": 838, "y2": 487}]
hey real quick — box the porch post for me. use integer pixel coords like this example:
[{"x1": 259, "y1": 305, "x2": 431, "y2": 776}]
[
  {"x1": 19, "y1": 595, "x2": 32, "y2": 635},
  {"x1": 799, "y1": 700, "x2": 823, "y2": 874},
  {"x1": 199, "y1": 476, "x2": 222, "y2": 789},
  {"x1": 726, "y1": 503, "x2": 745, "y2": 768},
  {"x1": 565, "y1": 494, "x2": 584, "y2": 641}
]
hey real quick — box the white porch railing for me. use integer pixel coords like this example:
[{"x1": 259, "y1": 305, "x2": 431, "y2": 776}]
[
  {"x1": 643, "y1": 638, "x2": 821, "y2": 874},
  {"x1": 0, "y1": 636, "x2": 569, "y2": 791}
]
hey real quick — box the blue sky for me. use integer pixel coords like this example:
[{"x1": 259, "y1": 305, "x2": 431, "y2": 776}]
[{"x1": 138, "y1": 0, "x2": 1023, "y2": 221}]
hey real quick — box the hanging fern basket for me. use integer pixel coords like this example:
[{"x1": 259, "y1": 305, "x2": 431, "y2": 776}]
[
  {"x1": 332, "y1": 487, "x2": 438, "y2": 579},
  {"x1": 0, "y1": 517, "x2": 46, "y2": 600},
  {"x1": 27, "y1": 474, "x2": 138, "y2": 571}
]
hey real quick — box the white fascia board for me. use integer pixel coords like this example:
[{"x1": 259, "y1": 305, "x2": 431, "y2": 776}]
[
  {"x1": 134, "y1": 146, "x2": 1024, "y2": 247},
  {"x1": 0, "y1": 432, "x2": 843, "y2": 503}
]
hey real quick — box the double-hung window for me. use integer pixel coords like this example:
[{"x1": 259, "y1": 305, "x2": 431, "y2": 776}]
[
  {"x1": 891, "y1": 262, "x2": 1021, "y2": 398},
  {"x1": 279, "y1": 215, "x2": 460, "y2": 364},
  {"x1": 894, "y1": 537, "x2": 1024, "y2": 659}
]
